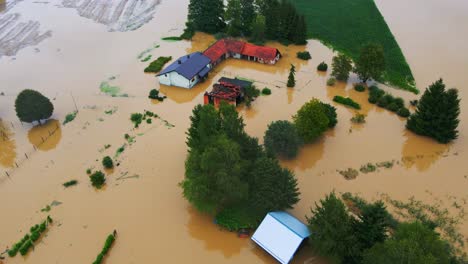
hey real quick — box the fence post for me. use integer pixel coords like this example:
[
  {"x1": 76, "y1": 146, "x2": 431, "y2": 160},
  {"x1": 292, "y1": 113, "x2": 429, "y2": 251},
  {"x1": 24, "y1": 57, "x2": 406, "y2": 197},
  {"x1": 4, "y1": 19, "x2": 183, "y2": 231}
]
[{"x1": 25, "y1": 153, "x2": 28, "y2": 159}]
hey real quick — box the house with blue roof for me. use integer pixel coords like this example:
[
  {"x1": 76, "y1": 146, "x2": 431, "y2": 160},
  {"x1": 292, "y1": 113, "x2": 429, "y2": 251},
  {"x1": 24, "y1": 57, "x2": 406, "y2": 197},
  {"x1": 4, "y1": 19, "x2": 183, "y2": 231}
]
[
  {"x1": 252, "y1": 211, "x2": 311, "y2": 264},
  {"x1": 157, "y1": 52, "x2": 211, "y2": 89}
]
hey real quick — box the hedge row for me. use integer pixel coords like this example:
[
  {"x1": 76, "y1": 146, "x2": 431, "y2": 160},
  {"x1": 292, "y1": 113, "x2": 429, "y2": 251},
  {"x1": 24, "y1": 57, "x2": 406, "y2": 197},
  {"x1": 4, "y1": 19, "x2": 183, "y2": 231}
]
[
  {"x1": 8, "y1": 216, "x2": 52, "y2": 257},
  {"x1": 368, "y1": 86, "x2": 410, "y2": 117},
  {"x1": 93, "y1": 234, "x2": 116, "y2": 264},
  {"x1": 333, "y1": 96, "x2": 361, "y2": 110}
]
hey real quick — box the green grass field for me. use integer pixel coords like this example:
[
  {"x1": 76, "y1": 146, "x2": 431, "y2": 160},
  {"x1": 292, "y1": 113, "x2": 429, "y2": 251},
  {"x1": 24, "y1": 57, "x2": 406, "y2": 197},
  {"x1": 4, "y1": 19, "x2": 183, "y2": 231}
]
[{"x1": 290, "y1": 0, "x2": 418, "y2": 93}]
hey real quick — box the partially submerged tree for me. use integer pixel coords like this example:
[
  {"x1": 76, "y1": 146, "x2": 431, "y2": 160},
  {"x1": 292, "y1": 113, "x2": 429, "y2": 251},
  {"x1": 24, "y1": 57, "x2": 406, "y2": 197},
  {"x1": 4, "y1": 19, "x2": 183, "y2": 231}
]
[
  {"x1": 186, "y1": 0, "x2": 225, "y2": 34},
  {"x1": 287, "y1": 64, "x2": 296, "y2": 87},
  {"x1": 225, "y1": 0, "x2": 243, "y2": 36},
  {"x1": 354, "y1": 43, "x2": 386, "y2": 83},
  {"x1": 406, "y1": 79, "x2": 460, "y2": 143},
  {"x1": 293, "y1": 99, "x2": 329, "y2": 143},
  {"x1": 331, "y1": 54, "x2": 353, "y2": 81},
  {"x1": 250, "y1": 14, "x2": 266, "y2": 43},
  {"x1": 240, "y1": 0, "x2": 255, "y2": 35},
  {"x1": 264, "y1": 120, "x2": 302, "y2": 159},
  {"x1": 15, "y1": 89, "x2": 54, "y2": 124}
]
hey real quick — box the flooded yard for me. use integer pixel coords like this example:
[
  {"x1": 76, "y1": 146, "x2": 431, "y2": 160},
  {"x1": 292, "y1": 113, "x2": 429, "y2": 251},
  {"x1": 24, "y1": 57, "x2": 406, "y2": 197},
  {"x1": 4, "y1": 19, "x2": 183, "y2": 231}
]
[{"x1": 0, "y1": 0, "x2": 467, "y2": 263}]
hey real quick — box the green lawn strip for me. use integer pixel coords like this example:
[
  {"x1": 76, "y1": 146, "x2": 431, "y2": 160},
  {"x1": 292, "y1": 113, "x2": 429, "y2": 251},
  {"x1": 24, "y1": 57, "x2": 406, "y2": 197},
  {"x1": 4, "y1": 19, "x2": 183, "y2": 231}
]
[
  {"x1": 290, "y1": 0, "x2": 417, "y2": 93},
  {"x1": 144, "y1": 56, "x2": 172, "y2": 73}
]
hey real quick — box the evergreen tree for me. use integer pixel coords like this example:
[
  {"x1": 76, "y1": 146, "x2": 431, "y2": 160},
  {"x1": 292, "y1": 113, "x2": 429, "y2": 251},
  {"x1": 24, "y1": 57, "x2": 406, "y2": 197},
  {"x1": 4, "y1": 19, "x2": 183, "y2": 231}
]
[
  {"x1": 250, "y1": 14, "x2": 266, "y2": 43},
  {"x1": 406, "y1": 79, "x2": 460, "y2": 143},
  {"x1": 287, "y1": 64, "x2": 296, "y2": 87},
  {"x1": 293, "y1": 15, "x2": 307, "y2": 45},
  {"x1": 186, "y1": 0, "x2": 225, "y2": 34},
  {"x1": 225, "y1": 0, "x2": 243, "y2": 36},
  {"x1": 331, "y1": 53, "x2": 353, "y2": 81},
  {"x1": 354, "y1": 43, "x2": 386, "y2": 83},
  {"x1": 263, "y1": 0, "x2": 280, "y2": 39},
  {"x1": 307, "y1": 192, "x2": 360, "y2": 263},
  {"x1": 240, "y1": 0, "x2": 255, "y2": 35},
  {"x1": 248, "y1": 156, "x2": 300, "y2": 217},
  {"x1": 354, "y1": 201, "x2": 391, "y2": 252},
  {"x1": 15, "y1": 89, "x2": 54, "y2": 124}
]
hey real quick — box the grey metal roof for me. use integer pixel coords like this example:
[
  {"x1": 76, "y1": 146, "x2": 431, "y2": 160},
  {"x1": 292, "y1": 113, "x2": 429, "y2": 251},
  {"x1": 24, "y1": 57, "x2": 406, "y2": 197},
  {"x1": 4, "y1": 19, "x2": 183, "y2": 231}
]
[{"x1": 158, "y1": 52, "x2": 211, "y2": 80}]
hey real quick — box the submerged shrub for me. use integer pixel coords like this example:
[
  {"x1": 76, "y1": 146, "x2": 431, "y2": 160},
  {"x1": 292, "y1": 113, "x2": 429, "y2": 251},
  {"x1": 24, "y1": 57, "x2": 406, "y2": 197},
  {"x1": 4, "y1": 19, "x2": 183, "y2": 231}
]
[
  {"x1": 297, "y1": 51, "x2": 312, "y2": 60},
  {"x1": 144, "y1": 56, "x2": 172, "y2": 73},
  {"x1": 63, "y1": 180, "x2": 78, "y2": 188},
  {"x1": 327, "y1": 78, "x2": 336, "y2": 86},
  {"x1": 387, "y1": 102, "x2": 400, "y2": 112},
  {"x1": 317, "y1": 62, "x2": 328, "y2": 71},
  {"x1": 90, "y1": 171, "x2": 106, "y2": 189},
  {"x1": 360, "y1": 163, "x2": 377, "y2": 173},
  {"x1": 351, "y1": 113, "x2": 366, "y2": 124},
  {"x1": 102, "y1": 156, "x2": 113, "y2": 169},
  {"x1": 261, "y1": 88, "x2": 272, "y2": 95},
  {"x1": 130, "y1": 113, "x2": 143, "y2": 128},
  {"x1": 397, "y1": 107, "x2": 411, "y2": 118},
  {"x1": 354, "y1": 84, "x2": 365, "y2": 92},
  {"x1": 333, "y1": 96, "x2": 361, "y2": 109},
  {"x1": 63, "y1": 111, "x2": 78, "y2": 125}
]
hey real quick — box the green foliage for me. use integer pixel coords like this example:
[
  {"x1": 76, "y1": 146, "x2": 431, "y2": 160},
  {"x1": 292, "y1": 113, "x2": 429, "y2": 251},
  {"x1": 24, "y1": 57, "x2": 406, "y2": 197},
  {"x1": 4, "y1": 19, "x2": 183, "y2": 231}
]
[
  {"x1": 397, "y1": 107, "x2": 410, "y2": 118},
  {"x1": 297, "y1": 51, "x2": 311, "y2": 60},
  {"x1": 130, "y1": 113, "x2": 143, "y2": 128},
  {"x1": 250, "y1": 14, "x2": 266, "y2": 43},
  {"x1": 293, "y1": 99, "x2": 329, "y2": 143},
  {"x1": 331, "y1": 53, "x2": 353, "y2": 81},
  {"x1": 333, "y1": 96, "x2": 361, "y2": 109},
  {"x1": 63, "y1": 180, "x2": 78, "y2": 188},
  {"x1": 406, "y1": 79, "x2": 460, "y2": 143},
  {"x1": 351, "y1": 113, "x2": 366, "y2": 124},
  {"x1": 339, "y1": 168, "x2": 359, "y2": 180},
  {"x1": 225, "y1": 0, "x2": 242, "y2": 36},
  {"x1": 289, "y1": 0, "x2": 417, "y2": 92},
  {"x1": 63, "y1": 111, "x2": 78, "y2": 125},
  {"x1": 102, "y1": 156, "x2": 113, "y2": 169},
  {"x1": 182, "y1": 103, "x2": 300, "y2": 230},
  {"x1": 307, "y1": 192, "x2": 359, "y2": 263},
  {"x1": 144, "y1": 56, "x2": 172, "y2": 73},
  {"x1": 317, "y1": 61, "x2": 328, "y2": 71},
  {"x1": 261, "y1": 87, "x2": 271, "y2": 95},
  {"x1": 264, "y1": 120, "x2": 302, "y2": 159},
  {"x1": 93, "y1": 234, "x2": 116, "y2": 264},
  {"x1": 9, "y1": 218, "x2": 51, "y2": 258},
  {"x1": 287, "y1": 64, "x2": 296, "y2": 87},
  {"x1": 327, "y1": 77, "x2": 336, "y2": 86},
  {"x1": 161, "y1": 36, "x2": 182, "y2": 41},
  {"x1": 15, "y1": 89, "x2": 54, "y2": 123},
  {"x1": 354, "y1": 84, "x2": 365, "y2": 92},
  {"x1": 148, "y1": 89, "x2": 166, "y2": 101},
  {"x1": 320, "y1": 102, "x2": 338, "y2": 128},
  {"x1": 90, "y1": 171, "x2": 106, "y2": 189},
  {"x1": 146, "y1": 118, "x2": 152, "y2": 124},
  {"x1": 140, "y1": 54, "x2": 152, "y2": 62},
  {"x1": 186, "y1": 0, "x2": 225, "y2": 34},
  {"x1": 363, "y1": 222, "x2": 451, "y2": 264},
  {"x1": 86, "y1": 168, "x2": 92, "y2": 175},
  {"x1": 354, "y1": 43, "x2": 386, "y2": 83},
  {"x1": 244, "y1": 85, "x2": 260, "y2": 106}
]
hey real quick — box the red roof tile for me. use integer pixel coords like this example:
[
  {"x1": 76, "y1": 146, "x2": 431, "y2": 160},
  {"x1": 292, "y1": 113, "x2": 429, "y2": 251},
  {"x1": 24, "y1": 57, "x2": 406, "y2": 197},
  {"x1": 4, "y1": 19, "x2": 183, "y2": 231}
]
[{"x1": 203, "y1": 39, "x2": 279, "y2": 63}]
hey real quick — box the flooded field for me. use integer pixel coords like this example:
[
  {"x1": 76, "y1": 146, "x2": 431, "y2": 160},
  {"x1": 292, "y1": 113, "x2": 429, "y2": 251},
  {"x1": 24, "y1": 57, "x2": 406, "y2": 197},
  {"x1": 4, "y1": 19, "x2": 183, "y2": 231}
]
[{"x1": 0, "y1": 0, "x2": 467, "y2": 263}]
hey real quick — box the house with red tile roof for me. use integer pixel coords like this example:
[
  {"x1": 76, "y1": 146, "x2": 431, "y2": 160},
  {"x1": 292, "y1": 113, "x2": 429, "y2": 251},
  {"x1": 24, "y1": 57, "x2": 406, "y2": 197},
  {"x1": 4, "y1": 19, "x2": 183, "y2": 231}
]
[{"x1": 203, "y1": 39, "x2": 281, "y2": 66}]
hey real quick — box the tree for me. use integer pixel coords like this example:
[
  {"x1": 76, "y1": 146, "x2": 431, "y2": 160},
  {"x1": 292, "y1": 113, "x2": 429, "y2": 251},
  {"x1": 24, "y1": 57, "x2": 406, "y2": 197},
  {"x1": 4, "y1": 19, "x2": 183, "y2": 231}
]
[
  {"x1": 182, "y1": 134, "x2": 248, "y2": 213},
  {"x1": 240, "y1": 0, "x2": 255, "y2": 35},
  {"x1": 15, "y1": 89, "x2": 54, "y2": 124},
  {"x1": 90, "y1": 171, "x2": 106, "y2": 189},
  {"x1": 248, "y1": 156, "x2": 300, "y2": 217},
  {"x1": 102, "y1": 156, "x2": 114, "y2": 169},
  {"x1": 225, "y1": 0, "x2": 243, "y2": 36},
  {"x1": 307, "y1": 192, "x2": 360, "y2": 263},
  {"x1": 354, "y1": 44, "x2": 386, "y2": 83},
  {"x1": 293, "y1": 15, "x2": 307, "y2": 45},
  {"x1": 331, "y1": 54, "x2": 353, "y2": 81},
  {"x1": 250, "y1": 14, "x2": 266, "y2": 43},
  {"x1": 293, "y1": 99, "x2": 329, "y2": 143},
  {"x1": 264, "y1": 120, "x2": 302, "y2": 159},
  {"x1": 320, "y1": 102, "x2": 338, "y2": 128},
  {"x1": 353, "y1": 201, "x2": 391, "y2": 251},
  {"x1": 406, "y1": 79, "x2": 460, "y2": 143},
  {"x1": 363, "y1": 222, "x2": 451, "y2": 264},
  {"x1": 186, "y1": 0, "x2": 225, "y2": 34},
  {"x1": 287, "y1": 64, "x2": 296, "y2": 87}
]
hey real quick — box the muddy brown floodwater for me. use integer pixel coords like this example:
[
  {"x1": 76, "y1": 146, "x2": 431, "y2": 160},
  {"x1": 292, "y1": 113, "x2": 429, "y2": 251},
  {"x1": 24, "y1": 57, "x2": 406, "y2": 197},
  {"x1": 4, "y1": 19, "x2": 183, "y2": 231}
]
[{"x1": 0, "y1": 0, "x2": 467, "y2": 263}]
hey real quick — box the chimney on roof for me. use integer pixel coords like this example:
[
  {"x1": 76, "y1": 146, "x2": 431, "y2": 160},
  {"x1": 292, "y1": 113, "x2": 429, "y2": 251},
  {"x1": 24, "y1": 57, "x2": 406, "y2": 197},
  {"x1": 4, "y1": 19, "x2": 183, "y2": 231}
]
[
  {"x1": 178, "y1": 60, "x2": 181, "y2": 64},
  {"x1": 187, "y1": 54, "x2": 190, "y2": 58}
]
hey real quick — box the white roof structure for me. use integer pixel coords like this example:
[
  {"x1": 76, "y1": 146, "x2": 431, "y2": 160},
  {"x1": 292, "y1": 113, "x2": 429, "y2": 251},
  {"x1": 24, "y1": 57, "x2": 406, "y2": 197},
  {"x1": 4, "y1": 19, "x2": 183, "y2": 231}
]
[{"x1": 251, "y1": 212, "x2": 311, "y2": 264}]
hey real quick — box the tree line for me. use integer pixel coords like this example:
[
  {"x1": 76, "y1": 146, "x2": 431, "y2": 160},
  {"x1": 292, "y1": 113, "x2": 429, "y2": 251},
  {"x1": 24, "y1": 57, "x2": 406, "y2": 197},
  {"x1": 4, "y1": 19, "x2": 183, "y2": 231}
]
[{"x1": 182, "y1": 0, "x2": 307, "y2": 45}]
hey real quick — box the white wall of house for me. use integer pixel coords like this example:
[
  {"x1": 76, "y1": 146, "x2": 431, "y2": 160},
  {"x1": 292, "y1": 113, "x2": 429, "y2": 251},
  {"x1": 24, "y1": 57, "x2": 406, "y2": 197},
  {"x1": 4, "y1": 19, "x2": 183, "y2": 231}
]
[{"x1": 158, "y1": 71, "x2": 192, "y2": 89}]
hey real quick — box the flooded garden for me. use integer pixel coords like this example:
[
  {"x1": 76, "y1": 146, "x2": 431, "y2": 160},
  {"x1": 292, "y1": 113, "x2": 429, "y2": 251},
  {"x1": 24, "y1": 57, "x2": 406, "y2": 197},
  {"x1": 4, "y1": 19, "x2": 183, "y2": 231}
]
[{"x1": 0, "y1": 0, "x2": 467, "y2": 263}]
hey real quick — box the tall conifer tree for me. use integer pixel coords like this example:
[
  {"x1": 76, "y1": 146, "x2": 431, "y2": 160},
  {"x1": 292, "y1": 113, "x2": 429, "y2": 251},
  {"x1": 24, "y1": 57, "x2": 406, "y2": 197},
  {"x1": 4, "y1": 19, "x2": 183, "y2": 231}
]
[
  {"x1": 187, "y1": 0, "x2": 225, "y2": 34},
  {"x1": 406, "y1": 79, "x2": 460, "y2": 143},
  {"x1": 240, "y1": 0, "x2": 255, "y2": 35},
  {"x1": 287, "y1": 64, "x2": 296, "y2": 88}
]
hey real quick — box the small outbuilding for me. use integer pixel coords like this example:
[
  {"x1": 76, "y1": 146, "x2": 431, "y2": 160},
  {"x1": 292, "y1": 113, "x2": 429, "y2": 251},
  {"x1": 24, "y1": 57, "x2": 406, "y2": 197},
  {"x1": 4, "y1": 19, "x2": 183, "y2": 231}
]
[
  {"x1": 251, "y1": 212, "x2": 311, "y2": 264},
  {"x1": 157, "y1": 52, "x2": 211, "y2": 89},
  {"x1": 203, "y1": 77, "x2": 253, "y2": 107}
]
